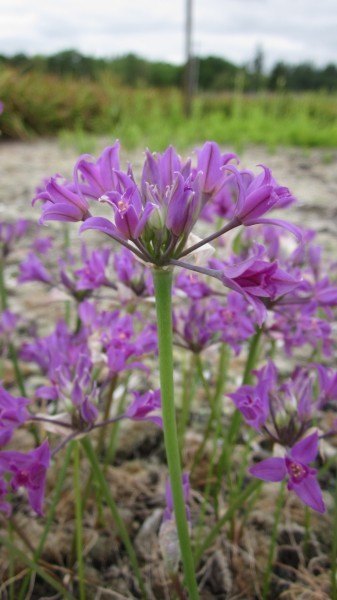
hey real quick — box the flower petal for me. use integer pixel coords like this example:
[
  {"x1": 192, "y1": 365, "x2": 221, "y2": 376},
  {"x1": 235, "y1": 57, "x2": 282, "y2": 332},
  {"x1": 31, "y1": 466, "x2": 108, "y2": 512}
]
[
  {"x1": 80, "y1": 217, "x2": 125, "y2": 240},
  {"x1": 249, "y1": 457, "x2": 286, "y2": 482},
  {"x1": 291, "y1": 475, "x2": 325, "y2": 513},
  {"x1": 40, "y1": 203, "x2": 85, "y2": 223},
  {"x1": 290, "y1": 431, "x2": 319, "y2": 464},
  {"x1": 245, "y1": 218, "x2": 303, "y2": 241}
]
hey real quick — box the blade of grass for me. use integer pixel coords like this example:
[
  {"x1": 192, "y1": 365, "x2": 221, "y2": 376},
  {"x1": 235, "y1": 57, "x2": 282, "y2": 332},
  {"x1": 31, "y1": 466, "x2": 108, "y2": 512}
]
[{"x1": 0, "y1": 535, "x2": 76, "y2": 600}]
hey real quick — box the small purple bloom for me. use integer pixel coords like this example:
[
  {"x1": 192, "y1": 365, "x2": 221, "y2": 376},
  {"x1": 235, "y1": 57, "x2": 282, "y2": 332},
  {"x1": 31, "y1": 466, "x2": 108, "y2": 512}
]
[
  {"x1": 114, "y1": 248, "x2": 153, "y2": 296},
  {"x1": 1, "y1": 219, "x2": 30, "y2": 257},
  {"x1": 73, "y1": 142, "x2": 121, "y2": 199},
  {"x1": 212, "y1": 252, "x2": 300, "y2": 325},
  {"x1": 0, "y1": 310, "x2": 18, "y2": 337},
  {"x1": 197, "y1": 141, "x2": 236, "y2": 197},
  {"x1": 36, "y1": 176, "x2": 91, "y2": 224},
  {"x1": 18, "y1": 252, "x2": 52, "y2": 284},
  {"x1": 124, "y1": 390, "x2": 162, "y2": 427},
  {"x1": 315, "y1": 364, "x2": 337, "y2": 408},
  {"x1": 228, "y1": 379, "x2": 269, "y2": 430},
  {"x1": 175, "y1": 270, "x2": 213, "y2": 300},
  {"x1": 0, "y1": 440, "x2": 50, "y2": 515},
  {"x1": 141, "y1": 145, "x2": 184, "y2": 197},
  {"x1": 226, "y1": 164, "x2": 301, "y2": 239},
  {"x1": 166, "y1": 172, "x2": 202, "y2": 238},
  {"x1": 0, "y1": 386, "x2": 30, "y2": 447},
  {"x1": 74, "y1": 248, "x2": 112, "y2": 291},
  {"x1": 32, "y1": 236, "x2": 54, "y2": 254},
  {"x1": 270, "y1": 311, "x2": 333, "y2": 357},
  {"x1": 249, "y1": 431, "x2": 325, "y2": 513}
]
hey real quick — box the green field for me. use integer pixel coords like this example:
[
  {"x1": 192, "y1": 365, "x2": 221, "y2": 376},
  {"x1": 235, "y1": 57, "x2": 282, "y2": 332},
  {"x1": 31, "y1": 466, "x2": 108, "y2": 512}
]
[{"x1": 1, "y1": 66, "x2": 337, "y2": 149}]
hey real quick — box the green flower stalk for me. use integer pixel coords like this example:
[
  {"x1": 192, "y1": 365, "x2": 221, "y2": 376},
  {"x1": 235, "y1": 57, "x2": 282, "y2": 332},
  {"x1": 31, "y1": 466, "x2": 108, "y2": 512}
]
[{"x1": 153, "y1": 267, "x2": 199, "y2": 599}]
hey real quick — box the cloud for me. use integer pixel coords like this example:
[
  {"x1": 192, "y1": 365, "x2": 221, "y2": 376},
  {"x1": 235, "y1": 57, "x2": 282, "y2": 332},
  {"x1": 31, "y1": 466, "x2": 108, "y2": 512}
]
[{"x1": 0, "y1": 0, "x2": 337, "y2": 67}]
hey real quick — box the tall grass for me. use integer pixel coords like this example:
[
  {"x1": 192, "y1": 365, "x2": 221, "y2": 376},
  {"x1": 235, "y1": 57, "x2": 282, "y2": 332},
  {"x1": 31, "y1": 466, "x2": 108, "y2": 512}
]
[{"x1": 1, "y1": 67, "x2": 337, "y2": 148}]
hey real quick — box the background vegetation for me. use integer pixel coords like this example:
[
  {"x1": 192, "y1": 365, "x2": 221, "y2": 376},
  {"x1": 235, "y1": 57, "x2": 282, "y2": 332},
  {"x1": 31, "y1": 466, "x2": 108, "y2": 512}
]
[{"x1": 1, "y1": 49, "x2": 337, "y2": 149}]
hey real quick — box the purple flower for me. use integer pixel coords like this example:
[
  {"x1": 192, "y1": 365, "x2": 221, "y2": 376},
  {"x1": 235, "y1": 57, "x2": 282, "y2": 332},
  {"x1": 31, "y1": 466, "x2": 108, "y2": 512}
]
[
  {"x1": 106, "y1": 172, "x2": 155, "y2": 239},
  {"x1": 270, "y1": 311, "x2": 333, "y2": 357},
  {"x1": 74, "y1": 247, "x2": 112, "y2": 291},
  {"x1": 207, "y1": 292, "x2": 256, "y2": 353},
  {"x1": 309, "y1": 277, "x2": 337, "y2": 312},
  {"x1": 114, "y1": 248, "x2": 153, "y2": 296},
  {"x1": 141, "y1": 145, "x2": 185, "y2": 197},
  {"x1": 20, "y1": 321, "x2": 96, "y2": 422},
  {"x1": 0, "y1": 440, "x2": 50, "y2": 515},
  {"x1": 212, "y1": 252, "x2": 300, "y2": 325},
  {"x1": 229, "y1": 361, "x2": 317, "y2": 447},
  {"x1": 43, "y1": 343, "x2": 98, "y2": 425},
  {"x1": 175, "y1": 270, "x2": 214, "y2": 300},
  {"x1": 0, "y1": 387, "x2": 30, "y2": 447},
  {"x1": 105, "y1": 315, "x2": 156, "y2": 375},
  {"x1": 81, "y1": 178, "x2": 154, "y2": 241},
  {"x1": 196, "y1": 141, "x2": 237, "y2": 197},
  {"x1": 34, "y1": 141, "x2": 302, "y2": 267},
  {"x1": 0, "y1": 310, "x2": 18, "y2": 337},
  {"x1": 32, "y1": 236, "x2": 54, "y2": 254},
  {"x1": 73, "y1": 142, "x2": 121, "y2": 199},
  {"x1": 124, "y1": 389, "x2": 162, "y2": 427},
  {"x1": 18, "y1": 253, "x2": 52, "y2": 284},
  {"x1": 166, "y1": 172, "x2": 202, "y2": 237},
  {"x1": 1, "y1": 219, "x2": 30, "y2": 257},
  {"x1": 227, "y1": 363, "x2": 277, "y2": 432},
  {"x1": 315, "y1": 365, "x2": 337, "y2": 408},
  {"x1": 71, "y1": 377, "x2": 99, "y2": 426},
  {"x1": 228, "y1": 379, "x2": 269, "y2": 430},
  {"x1": 249, "y1": 431, "x2": 325, "y2": 513},
  {"x1": 36, "y1": 176, "x2": 91, "y2": 224},
  {"x1": 226, "y1": 164, "x2": 301, "y2": 239},
  {"x1": 175, "y1": 300, "x2": 217, "y2": 352}
]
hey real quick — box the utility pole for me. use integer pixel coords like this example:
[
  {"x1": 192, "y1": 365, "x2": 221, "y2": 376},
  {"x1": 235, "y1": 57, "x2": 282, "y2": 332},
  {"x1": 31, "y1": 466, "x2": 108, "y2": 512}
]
[{"x1": 183, "y1": 0, "x2": 194, "y2": 117}]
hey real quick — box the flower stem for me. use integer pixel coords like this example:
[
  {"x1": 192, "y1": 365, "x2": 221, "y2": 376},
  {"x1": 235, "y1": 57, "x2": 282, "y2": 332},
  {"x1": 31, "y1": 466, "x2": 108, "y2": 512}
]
[
  {"x1": 178, "y1": 353, "x2": 197, "y2": 444},
  {"x1": 153, "y1": 267, "x2": 199, "y2": 600},
  {"x1": 73, "y1": 441, "x2": 86, "y2": 600},
  {"x1": 331, "y1": 467, "x2": 337, "y2": 599},
  {"x1": 0, "y1": 258, "x2": 8, "y2": 310},
  {"x1": 262, "y1": 482, "x2": 285, "y2": 599},
  {"x1": 242, "y1": 327, "x2": 263, "y2": 385}
]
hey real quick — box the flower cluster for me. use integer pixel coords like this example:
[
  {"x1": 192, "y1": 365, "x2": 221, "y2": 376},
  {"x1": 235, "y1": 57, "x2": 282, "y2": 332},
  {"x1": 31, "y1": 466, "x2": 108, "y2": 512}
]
[
  {"x1": 229, "y1": 361, "x2": 328, "y2": 512},
  {"x1": 1, "y1": 138, "x2": 335, "y2": 532},
  {"x1": 35, "y1": 141, "x2": 299, "y2": 272}
]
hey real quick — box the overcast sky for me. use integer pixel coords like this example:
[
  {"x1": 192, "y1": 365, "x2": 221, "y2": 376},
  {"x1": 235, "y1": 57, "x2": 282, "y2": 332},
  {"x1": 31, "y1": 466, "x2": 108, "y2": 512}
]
[{"x1": 1, "y1": 0, "x2": 337, "y2": 69}]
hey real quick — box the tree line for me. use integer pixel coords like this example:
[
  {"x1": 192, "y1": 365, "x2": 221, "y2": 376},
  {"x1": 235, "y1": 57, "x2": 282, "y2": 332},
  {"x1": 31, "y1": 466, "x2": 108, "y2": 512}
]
[{"x1": 1, "y1": 49, "x2": 337, "y2": 92}]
